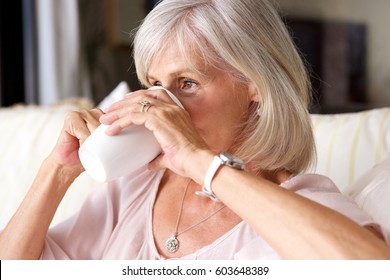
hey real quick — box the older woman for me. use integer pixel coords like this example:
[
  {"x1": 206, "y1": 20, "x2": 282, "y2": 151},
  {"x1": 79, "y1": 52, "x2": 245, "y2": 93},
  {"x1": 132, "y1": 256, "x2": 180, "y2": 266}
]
[{"x1": 1, "y1": 0, "x2": 389, "y2": 259}]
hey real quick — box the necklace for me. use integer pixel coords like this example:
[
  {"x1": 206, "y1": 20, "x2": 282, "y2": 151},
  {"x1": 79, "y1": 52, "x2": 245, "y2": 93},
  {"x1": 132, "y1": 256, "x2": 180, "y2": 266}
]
[{"x1": 165, "y1": 179, "x2": 226, "y2": 254}]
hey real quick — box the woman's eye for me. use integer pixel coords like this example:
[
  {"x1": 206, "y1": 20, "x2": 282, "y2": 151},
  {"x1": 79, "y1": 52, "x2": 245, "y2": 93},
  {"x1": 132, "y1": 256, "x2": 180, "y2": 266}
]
[
  {"x1": 183, "y1": 80, "x2": 196, "y2": 89},
  {"x1": 178, "y1": 79, "x2": 199, "y2": 97},
  {"x1": 153, "y1": 81, "x2": 162, "y2": 87},
  {"x1": 180, "y1": 79, "x2": 198, "y2": 92}
]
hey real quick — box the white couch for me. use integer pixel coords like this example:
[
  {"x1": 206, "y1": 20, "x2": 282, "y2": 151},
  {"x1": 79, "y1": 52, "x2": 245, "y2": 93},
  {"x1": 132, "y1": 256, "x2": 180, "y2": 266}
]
[{"x1": 1, "y1": 83, "x2": 390, "y2": 235}]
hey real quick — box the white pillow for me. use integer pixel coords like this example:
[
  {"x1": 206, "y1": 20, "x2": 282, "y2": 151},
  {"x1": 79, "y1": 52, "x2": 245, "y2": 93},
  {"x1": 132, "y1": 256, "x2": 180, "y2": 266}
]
[
  {"x1": 344, "y1": 157, "x2": 390, "y2": 236},
  {"x1": 310, "y1": 108, "x2": 390, "y2": 193},
  {"x1": 97, "y1": 81, "x2": 130, "y2": 110}
]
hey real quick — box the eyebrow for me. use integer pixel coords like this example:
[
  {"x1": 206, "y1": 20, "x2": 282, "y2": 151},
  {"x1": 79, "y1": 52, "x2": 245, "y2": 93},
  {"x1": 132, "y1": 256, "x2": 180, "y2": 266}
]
[{"x1": 146, "y1": 70, "x2": 201, "y2": 82}]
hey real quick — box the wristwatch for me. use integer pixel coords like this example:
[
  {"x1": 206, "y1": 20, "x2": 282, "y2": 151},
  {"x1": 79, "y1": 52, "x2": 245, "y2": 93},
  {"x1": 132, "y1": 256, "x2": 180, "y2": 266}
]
[{"x1": 195, "y1": 152, "x2": 245, "y2": 201}]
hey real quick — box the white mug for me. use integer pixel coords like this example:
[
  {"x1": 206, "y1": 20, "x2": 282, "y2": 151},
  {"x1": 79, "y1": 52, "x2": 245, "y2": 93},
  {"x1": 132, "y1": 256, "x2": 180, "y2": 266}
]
[{"x1": 79, "y1": 86, "x2": 184, "y2": 182}]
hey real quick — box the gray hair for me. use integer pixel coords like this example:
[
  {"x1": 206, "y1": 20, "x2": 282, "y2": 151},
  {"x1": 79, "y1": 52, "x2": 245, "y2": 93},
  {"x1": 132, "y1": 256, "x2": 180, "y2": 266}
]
[{"x1": 133, "y1": 0, "x2": 315, "y2": 174}]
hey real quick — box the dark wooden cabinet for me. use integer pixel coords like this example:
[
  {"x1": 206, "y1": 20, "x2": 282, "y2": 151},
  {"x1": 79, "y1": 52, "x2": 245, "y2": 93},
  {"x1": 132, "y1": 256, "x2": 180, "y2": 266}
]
[{"x1": 285, "y1": 18, "x2": 367, "y2": 113}]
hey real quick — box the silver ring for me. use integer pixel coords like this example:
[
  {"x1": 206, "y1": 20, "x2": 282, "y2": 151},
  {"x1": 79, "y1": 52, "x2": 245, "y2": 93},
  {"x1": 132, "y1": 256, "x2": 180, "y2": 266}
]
[{"x1": 140, "y1": 100, "x2": 152, "y2": 112}]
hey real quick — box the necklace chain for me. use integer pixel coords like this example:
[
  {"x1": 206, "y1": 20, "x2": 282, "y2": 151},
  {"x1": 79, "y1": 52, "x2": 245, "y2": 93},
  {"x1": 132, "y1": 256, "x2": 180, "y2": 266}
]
[{"x1": 165, "y1": 179, "x2": 226, "y2": 254}]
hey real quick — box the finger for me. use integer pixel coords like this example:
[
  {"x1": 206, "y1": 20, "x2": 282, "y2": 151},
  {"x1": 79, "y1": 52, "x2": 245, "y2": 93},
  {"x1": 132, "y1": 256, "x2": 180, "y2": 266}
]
[
  {"x1": 100, "y1": 99, "x2": 141, "y2": 124},
  {"x1": 125, "y1": 88, "x2": 183, "y2": 109},
  {"x1": 89, "y1": 108, "x2": 105, "y2": 119},
  {"x1": 79, "y1": 109, "x2": 104, "y2": 132},
  {"x1": 103, "y1": 99, "x2": 164, "y2": 135},
  {"x1": 147, "y1": 153, "x2": 166, "y2": 171},
  {"x1": 104, "y1": 111, "x2": 139, "y2": 135},
  {"x1": 103, "y1": 89, "x2": 181, "y2": 123},
  {"x1": 63, "y1": 111, "x2": 93, "y2": 142},
  {"x1": 102, "y1": 95, "x2": 165, "y2": 127}
]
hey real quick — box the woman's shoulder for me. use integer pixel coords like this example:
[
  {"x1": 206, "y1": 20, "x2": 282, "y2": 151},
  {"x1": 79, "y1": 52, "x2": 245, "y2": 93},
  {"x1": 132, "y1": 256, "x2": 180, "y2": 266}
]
[
  {"x1": 280, "y1": 173, "x2": 340, "y2": 193},
  {"x1": 280, "y1": 173, "x2": 377, "y2": 226},
  {"x1": 280, "y1": 173, "x2": 354, "y2": 212}
]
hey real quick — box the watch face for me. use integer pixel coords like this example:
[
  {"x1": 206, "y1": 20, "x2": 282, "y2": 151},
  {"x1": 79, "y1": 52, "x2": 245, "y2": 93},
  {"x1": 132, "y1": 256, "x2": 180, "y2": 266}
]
[{"x1": 219, "y1": 152, "x2": 245, "y2": 170}]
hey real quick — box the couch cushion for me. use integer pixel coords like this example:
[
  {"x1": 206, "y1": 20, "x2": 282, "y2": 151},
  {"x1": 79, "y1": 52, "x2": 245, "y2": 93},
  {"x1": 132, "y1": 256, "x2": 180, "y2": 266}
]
[{"x1": 310, "y1": 107, "x2": 390, "y2": 193}]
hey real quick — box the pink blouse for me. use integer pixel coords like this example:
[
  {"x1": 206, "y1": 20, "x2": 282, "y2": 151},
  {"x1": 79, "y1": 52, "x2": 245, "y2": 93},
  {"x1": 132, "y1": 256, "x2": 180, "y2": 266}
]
[{"x1": 40, "y1": 167, "x2": 385, "y2": 259}]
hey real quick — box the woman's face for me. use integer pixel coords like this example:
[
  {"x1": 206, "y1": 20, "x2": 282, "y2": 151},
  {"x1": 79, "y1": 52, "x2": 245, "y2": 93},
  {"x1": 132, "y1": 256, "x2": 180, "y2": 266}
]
[{"x1": 147, "y1": 45, "x2": 257, "y2": 152}]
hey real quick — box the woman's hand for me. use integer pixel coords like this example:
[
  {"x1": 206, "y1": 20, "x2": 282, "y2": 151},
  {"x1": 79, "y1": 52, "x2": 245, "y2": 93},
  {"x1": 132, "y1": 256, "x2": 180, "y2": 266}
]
[
  {"x1": 100, "y1": 88, "x2": 210, "y2": 177},
  {"x1": 50, "y1": 108, "x2": 104, "y2": 173}
]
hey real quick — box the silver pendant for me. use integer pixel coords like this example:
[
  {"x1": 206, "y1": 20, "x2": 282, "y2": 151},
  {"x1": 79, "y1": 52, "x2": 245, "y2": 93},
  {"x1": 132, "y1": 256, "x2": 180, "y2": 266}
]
[{"x1": 166, "y1": 235, "x2": 179, "y2": 253}]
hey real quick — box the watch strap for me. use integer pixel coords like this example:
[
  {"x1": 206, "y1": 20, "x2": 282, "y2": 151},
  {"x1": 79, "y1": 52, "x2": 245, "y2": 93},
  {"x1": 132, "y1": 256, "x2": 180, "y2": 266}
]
[{"x1": 195, "y1": 155, "x2": 223, "y2": 201}]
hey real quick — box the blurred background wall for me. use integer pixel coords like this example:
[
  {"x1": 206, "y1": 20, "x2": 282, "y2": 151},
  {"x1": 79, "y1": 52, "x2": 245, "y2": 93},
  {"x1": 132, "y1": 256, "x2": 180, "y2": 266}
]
[{"x1": 0, "y1": 0, "x2": 389, "y2": 113}]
